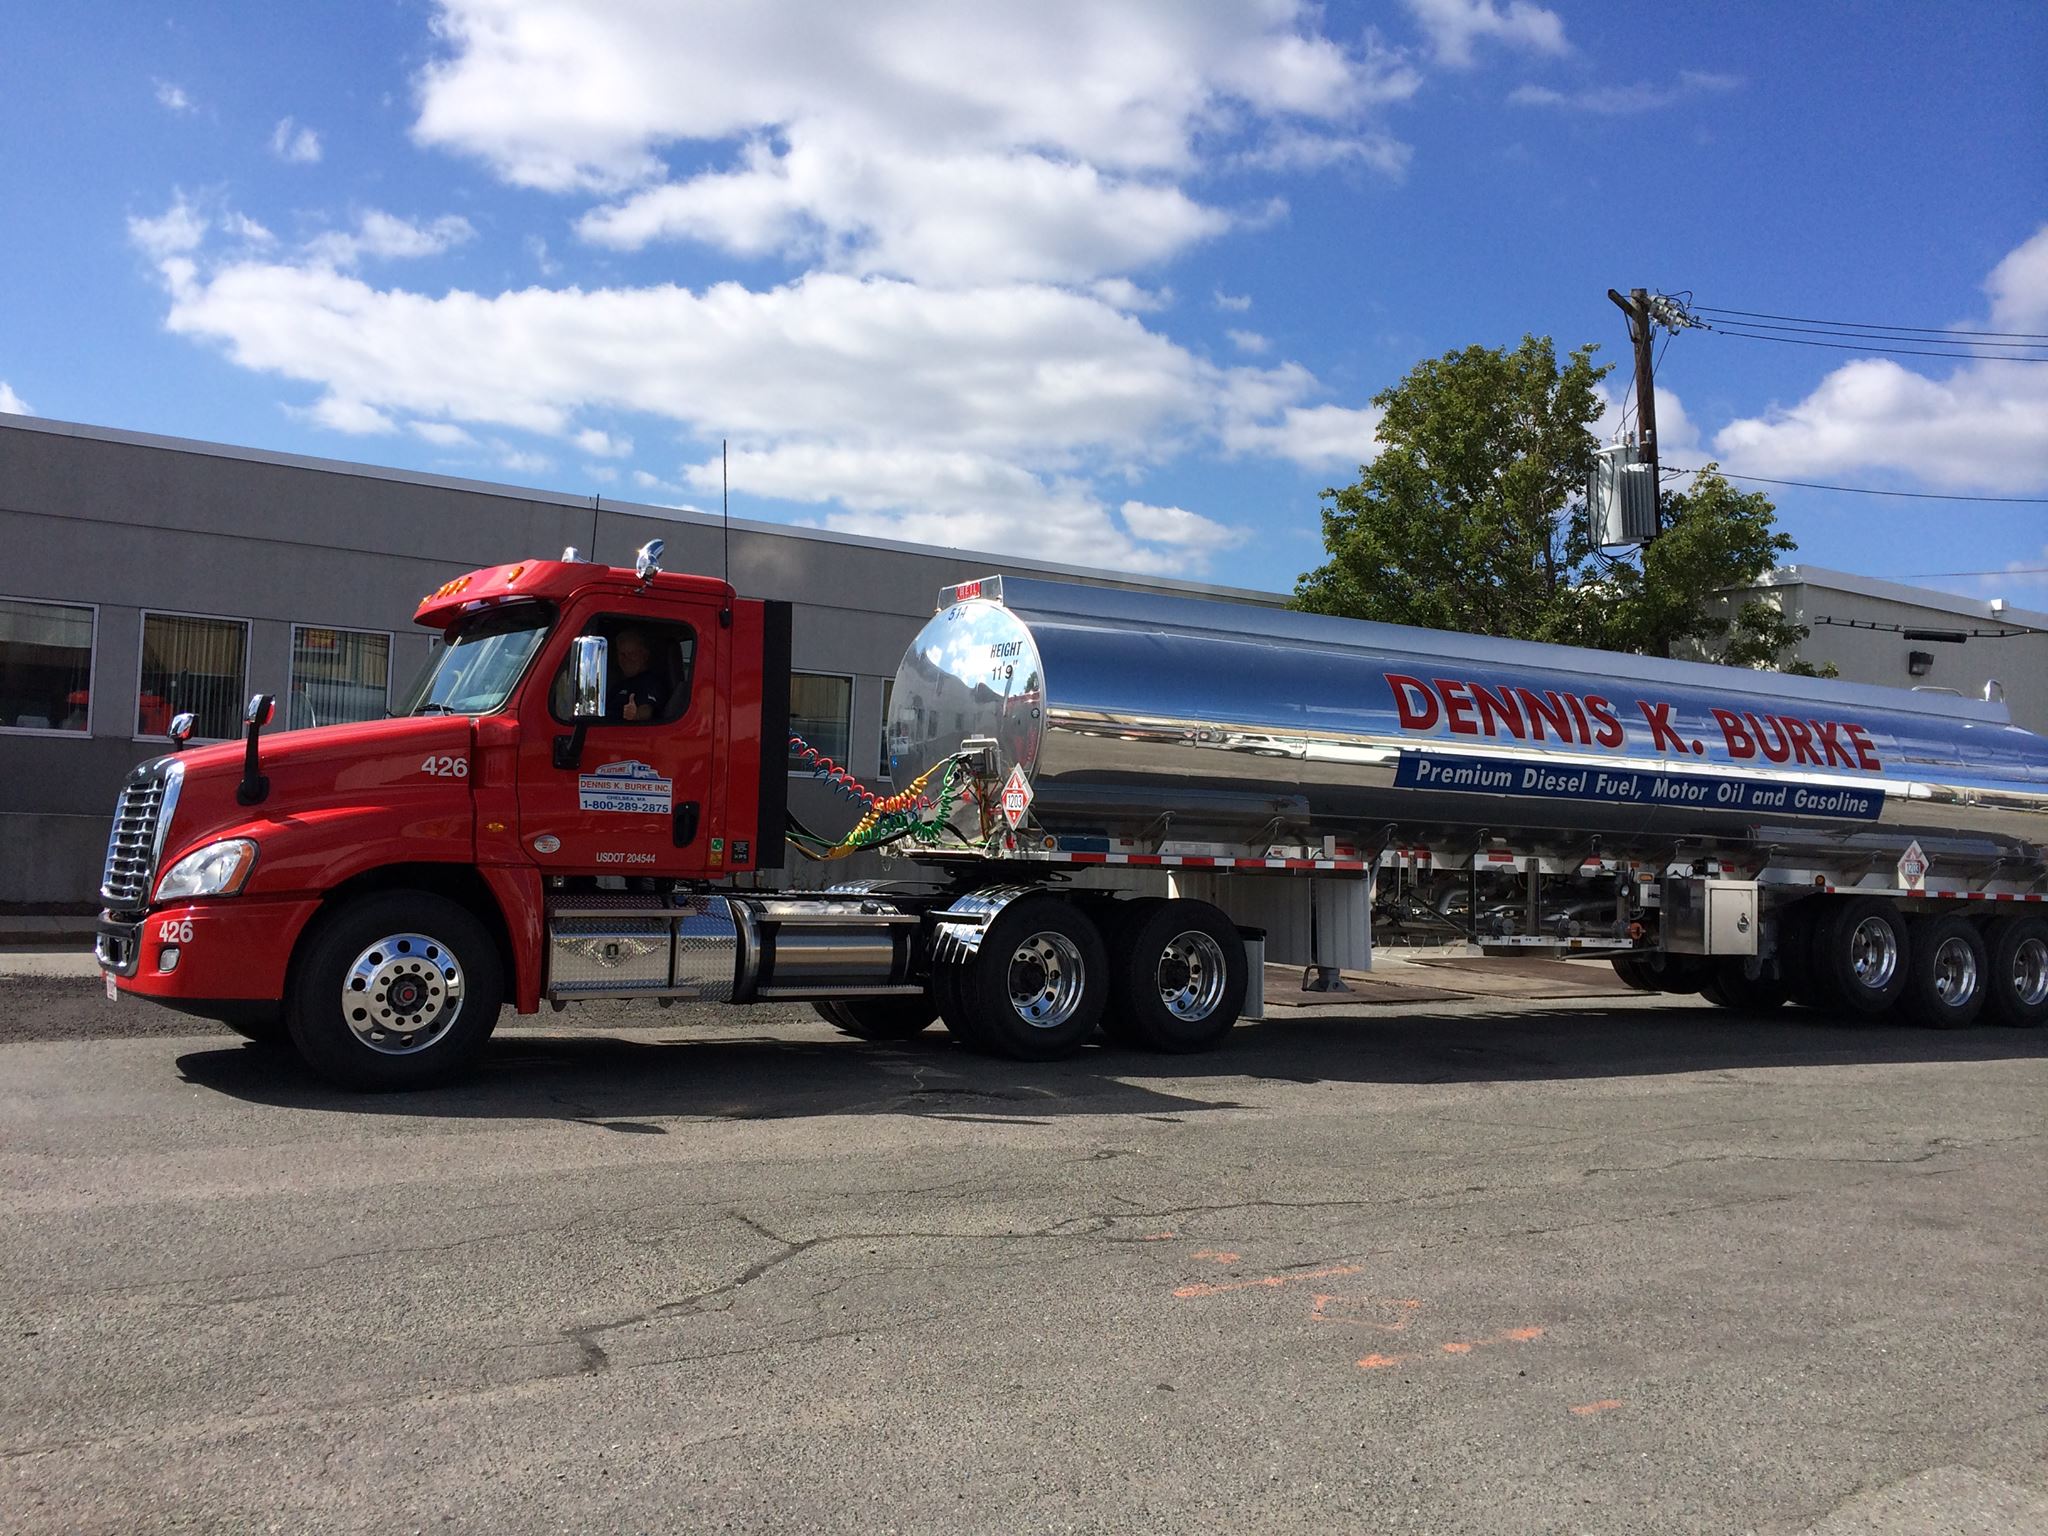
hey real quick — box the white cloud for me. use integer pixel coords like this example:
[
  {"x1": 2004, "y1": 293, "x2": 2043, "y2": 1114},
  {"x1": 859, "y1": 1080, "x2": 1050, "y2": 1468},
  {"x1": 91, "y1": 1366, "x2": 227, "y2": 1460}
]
[
  {"x1": 496, "y1": 445, "x2": 552, "y2": 474},
  {"x1": 307, "y1": 210, "x2": 476, "y2": 267},
  {"x1": 1235, "y1": 129, "x2": 1414, "y2": 180},
  {"x1": 1227, "y1": 329, "x2": 1270, "y2": 355},
  {"x1": 1509, "y1": 70, "x2": 1740, "y2": 114},
  {"x1": 574, "y1": 427, "x2": 631, "y2": 457},
  {"x1": 271, "y1": 117, "x2": 323, "y2": 164},
  {"x1": 1224, "y1": 402, "x2": 1386, "y2": 471},
  {"x1": 221, "y1": 211, "x2": 275, "y2": 245},
  {"x1": 0, "y1": 380, "x2": 31, "y2": 415},
  {"x1": 1214, "y1": 290, "x2": 1253, "y2": 313},
  {"x1": 297, "y1": 395, "x2": 396, "y2": 434},
  {"x1": 584, "y1": 464, "x2": 618, "y2": 483},
  {"x1": 154, "y1": 81, "x2": 195, "y2": 114},
  {"x1": 1595, "y1": 382, "x2": 1701, "y2": 459},
  {"x1": 128, "y1": 198, "x2": 208, "y2": 260},
  {"x1": 416, "y1": 1, "x2": 1379, "y2": 193},
  {"x1": 1712, "y1": 225, "x2": 2048, "y2": 494},
  {"x1": 1402, "y1": 0, "x2": 1567, "y2": 68},
  {"x1": 1118, "y1": 499, "x2": 1247, "y2": 550},
  {"x1": 410, "y1": 420, "x2": 477, "y2": 447},
  {"x1": 1090, "y1": 278, "x2": 1171, "y2": 312}
]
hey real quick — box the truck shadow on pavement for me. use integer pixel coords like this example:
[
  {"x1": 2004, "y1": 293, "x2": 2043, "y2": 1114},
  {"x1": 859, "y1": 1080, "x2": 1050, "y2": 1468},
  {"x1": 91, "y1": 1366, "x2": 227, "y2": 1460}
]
[{"x1": 172, "y1": 999, "x2": 2048, "y2": 1127}]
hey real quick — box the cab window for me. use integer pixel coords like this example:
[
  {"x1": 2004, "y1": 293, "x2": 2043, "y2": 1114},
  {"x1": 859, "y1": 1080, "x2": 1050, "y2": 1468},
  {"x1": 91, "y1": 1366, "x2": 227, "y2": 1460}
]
[{"x1": 549, "y1": 616, "x2": 696, "y2": 726}]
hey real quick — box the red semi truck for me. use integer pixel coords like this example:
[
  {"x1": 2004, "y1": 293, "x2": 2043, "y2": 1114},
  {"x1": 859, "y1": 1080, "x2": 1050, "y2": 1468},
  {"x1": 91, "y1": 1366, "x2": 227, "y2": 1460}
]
[{"x1": 96, "y1": 544, "x2": 2048, "y2": 1088}]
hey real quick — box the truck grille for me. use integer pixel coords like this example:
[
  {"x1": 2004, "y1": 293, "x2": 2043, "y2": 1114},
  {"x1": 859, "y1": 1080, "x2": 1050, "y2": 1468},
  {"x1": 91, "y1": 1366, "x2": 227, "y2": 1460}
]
[{"x1": 100, "y1": 762, "x2": 182, "y2": 910}]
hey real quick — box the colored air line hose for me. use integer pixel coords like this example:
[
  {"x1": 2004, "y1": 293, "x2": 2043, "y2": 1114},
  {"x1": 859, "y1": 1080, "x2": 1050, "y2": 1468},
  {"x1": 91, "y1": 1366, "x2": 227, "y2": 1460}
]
[{"x1": 787, "y1": 733, "x2": 933, "y2": 815}]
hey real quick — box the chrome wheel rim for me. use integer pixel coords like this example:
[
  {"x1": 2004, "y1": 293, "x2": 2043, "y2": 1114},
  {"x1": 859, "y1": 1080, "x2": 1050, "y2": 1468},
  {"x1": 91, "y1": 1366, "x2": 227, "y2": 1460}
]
[
  {"x1": 1848, "y1": 917, "x2": 1899, "y2": 991},
  {"x1": 1156, "y1": 931, "x2": 1227, "y2": 1021},
  {"x1": 1931, "y1": 935, "x2": 1978, "y2": 1008},
  {"x1": 1006, "y1": 932, "x2": 1084, "y2": 1029},
  {"x1": 342, "y1": 933, "x2": 464, "y2": 1055},
  {"x1": 2014, "y1": 937, "x2": 2048, "y2": 1008}
]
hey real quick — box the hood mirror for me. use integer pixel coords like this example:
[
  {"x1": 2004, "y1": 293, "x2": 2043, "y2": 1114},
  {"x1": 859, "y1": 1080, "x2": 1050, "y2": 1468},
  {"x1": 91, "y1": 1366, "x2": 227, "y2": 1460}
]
[
  {"x1": 167, "y1": 712, "x2": 196, "y2": 749},
  {"x1": 236, "y1": 693, "x2": 276, "y2": 807}
]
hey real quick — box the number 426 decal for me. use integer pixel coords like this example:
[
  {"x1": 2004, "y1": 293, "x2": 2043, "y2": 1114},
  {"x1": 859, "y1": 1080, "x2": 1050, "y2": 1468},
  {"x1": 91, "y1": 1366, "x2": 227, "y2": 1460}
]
[{"x1": 421, "y1": 754, "x2": 469, "y2": 778}]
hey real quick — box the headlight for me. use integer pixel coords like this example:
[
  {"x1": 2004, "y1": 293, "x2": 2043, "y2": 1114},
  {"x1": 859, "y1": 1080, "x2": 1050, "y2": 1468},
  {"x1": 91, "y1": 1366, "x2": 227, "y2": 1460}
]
[{"x1": 155, "y1": 839, "x2": 258, "y2": 901}]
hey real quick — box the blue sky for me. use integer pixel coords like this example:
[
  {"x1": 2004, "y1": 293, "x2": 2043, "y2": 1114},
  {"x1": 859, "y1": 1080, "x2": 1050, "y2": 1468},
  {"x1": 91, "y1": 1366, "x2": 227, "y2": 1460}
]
[{"x1": 2, "y1": 1, "x2": 2044, "y2": 600}]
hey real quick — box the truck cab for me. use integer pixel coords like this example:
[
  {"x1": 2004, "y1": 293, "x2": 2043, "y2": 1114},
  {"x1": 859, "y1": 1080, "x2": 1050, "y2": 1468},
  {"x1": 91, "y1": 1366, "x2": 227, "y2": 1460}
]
[{"x1": 96, "y1": 546, "x2": 792, "y2": 1084}]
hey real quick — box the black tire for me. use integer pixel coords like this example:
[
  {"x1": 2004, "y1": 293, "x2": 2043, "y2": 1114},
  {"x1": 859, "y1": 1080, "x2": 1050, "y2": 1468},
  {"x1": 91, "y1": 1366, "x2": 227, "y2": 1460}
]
[
  {"x1": 286, "y1": 891, "x2": 503, "y2": 1090},
  {"x1": 829, "y1": 995, "x2": 940, "y2": 1042},
  {"x1": 1110, "y1": 899, "x2": 1247, "y2": 1053},
  {"x1": 930, "y1": 955, "x2": 979, "y2": 1043},
  {"x1": 1807, "y1": 896, "x2": 1908, "y2": 1018},
  {"x1": 1644, "y1": 952, "x2": 1708, "y2": 994},
  {"x1": 957, "y1": 897, "x2": 1107, "y2": 1060},
  {"x1": 811, "y1": 1000, "x2": 857, "y2": 1031},
  {"x1": 1703, "y1": 957, "x2": 1787, "y2": 1013},
  {"x1": 221, "y1": 1010, "x2": 286, "y2": 1045},
  {"x1": 1982, "y1": 915, "x2": 2048, "y2": 1028},
  {"x1": 1775, "y1": 900, "x2": 1830, "y2": 1010},
  {"x1": 1611, "y1": 955, "x2": 1659, "y2": 992},
  {"x1": 1098, "y1": 898, "x2": 1165, "y2": 1045},
  {"x1": 1898, "y1": 914, "x2": 1988, "y2": 1029}
]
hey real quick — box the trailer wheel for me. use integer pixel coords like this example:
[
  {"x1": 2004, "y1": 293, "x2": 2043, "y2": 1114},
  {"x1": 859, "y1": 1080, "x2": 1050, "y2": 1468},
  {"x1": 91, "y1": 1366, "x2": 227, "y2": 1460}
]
[
  {"x1": 1097, "y1": 898, "x2": 1165, "y2": 1045},
  {"x1": 286, "y1": 891, "x2": 503, "y2": 1090},
  {"x1": 1982, "y1": 915, "x2": 2048, "y2": 1028},
  {"x1": 1807, "y1": 896, "x2": 1908, "y2": 1018},
  {"x1": 1643, "y1": 952, "x2": 1708, "y2": 994},
  {"x1": 1700, "y1": 957, "x2": 1787, "y2": 1013},
  {"x1": 825, "y1": 996, "x2": 940, "y2": 1042},
  {"x1": 1111, "y1": 899, "x2": 1246, "y2": 1053},
  {"x1": 958, "y1": 897, "x2": 1107, "y2": 1060},
  {"x1": 1898, "y1": 914, "x2": 1987, "y2": 1029}
]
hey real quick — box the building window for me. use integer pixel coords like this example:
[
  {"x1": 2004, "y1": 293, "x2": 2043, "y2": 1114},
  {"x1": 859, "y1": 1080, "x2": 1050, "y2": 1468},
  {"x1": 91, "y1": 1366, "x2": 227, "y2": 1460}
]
[
  {"x1": 137, "y1": 612, "x2": 248, "y2": 741},
  {"x1": 0, "y1": 597, "x2": 94, "y2": 734},
  {"x1": 789, "y1": 672, "x2": 852, "y2": 770},
  {"x1": 288, "y1": 626, "x2": 392, "y2": 730},
  {"x1": 878, "y1": 678, "x2": 895, "y2": 780}
]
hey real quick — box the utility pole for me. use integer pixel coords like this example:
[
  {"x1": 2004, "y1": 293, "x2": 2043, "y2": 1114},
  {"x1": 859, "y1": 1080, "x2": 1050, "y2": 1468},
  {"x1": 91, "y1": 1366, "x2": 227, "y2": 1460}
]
[{"x1": 1607, "y1": 286, "x2": 1660, "y2": 533}]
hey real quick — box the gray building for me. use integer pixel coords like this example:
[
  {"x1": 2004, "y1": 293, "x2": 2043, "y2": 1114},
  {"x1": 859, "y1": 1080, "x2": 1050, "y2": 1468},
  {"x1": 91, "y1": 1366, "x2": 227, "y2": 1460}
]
[
  {"x1": 0, "y1": 413, "x2": 1285, "y2": 908},
  {"x1": 1723, "y1": 565, "x2": 2048, "y2": 735}
]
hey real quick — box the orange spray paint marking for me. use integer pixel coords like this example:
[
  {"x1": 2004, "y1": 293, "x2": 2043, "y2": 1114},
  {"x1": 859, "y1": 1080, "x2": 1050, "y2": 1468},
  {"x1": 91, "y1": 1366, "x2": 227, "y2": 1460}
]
[
  {"x1": 1440, "y1": 1341, "x2": 1474, "y2": 1355},
  {"x1": 1357, "y1": 1353, "x2": 1411, "y2": 1370},
  {"x1": 1502, "y1": 1327, "x2": 1545, "y2": 1342},
  {"x1": 1139, "y1": 1232, "x2": 1177, "y2": 1241},
  {"x1": 1173, "y1": 1264, "x2": 1365, "y2": 1300},
  {"x1": 1191, "y1": 1250, "x2": 1241, "y2": 1264},
  {"x1": 1570, "y1": 1399, "x2": 1624, "y2": 1416}
]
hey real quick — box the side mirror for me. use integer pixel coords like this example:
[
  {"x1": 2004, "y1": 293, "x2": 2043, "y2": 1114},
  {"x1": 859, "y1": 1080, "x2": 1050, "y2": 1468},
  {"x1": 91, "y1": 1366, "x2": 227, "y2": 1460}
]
[
  {"x1": 167, "y1": 712, "x2": 196, "y2": 749},
  {"x1": 244, "y1": 693, "x2": 277, "y2": 728},
  {"x1": 571, "y1": 635, "x2": 609, "y2": 720},
  {"x1": 634, "y1": 539, "x2": 665, "y2": 584}
]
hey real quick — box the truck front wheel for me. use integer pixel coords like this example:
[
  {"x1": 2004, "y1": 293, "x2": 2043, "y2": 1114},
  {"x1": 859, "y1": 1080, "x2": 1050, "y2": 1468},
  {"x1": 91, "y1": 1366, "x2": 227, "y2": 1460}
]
[{"x1": 286, "y1": 892, "x2": 503, "y2": 1090}]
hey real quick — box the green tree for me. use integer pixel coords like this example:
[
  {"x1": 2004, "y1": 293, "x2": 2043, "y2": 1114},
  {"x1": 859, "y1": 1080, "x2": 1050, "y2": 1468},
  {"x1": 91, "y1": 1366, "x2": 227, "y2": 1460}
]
[{"x1": 1294, "y1": 336, "x2": 1822, "y2": 673}]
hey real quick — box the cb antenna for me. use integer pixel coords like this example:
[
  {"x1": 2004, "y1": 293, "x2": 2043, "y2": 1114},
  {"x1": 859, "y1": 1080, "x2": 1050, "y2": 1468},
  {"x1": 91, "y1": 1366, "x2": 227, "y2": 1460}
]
[{"x1": 720, "y1": 438, "x2": 732, "y2": 627}]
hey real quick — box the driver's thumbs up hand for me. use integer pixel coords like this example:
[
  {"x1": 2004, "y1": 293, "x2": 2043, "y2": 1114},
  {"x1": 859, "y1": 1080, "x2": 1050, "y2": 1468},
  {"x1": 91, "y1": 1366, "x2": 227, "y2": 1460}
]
[{"x1": 622, "y1": 697, "x2": 644, "y2": 721}]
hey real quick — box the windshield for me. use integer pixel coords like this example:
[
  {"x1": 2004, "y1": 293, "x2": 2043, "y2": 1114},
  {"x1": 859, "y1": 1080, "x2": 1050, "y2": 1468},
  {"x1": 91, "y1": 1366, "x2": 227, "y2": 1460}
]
[{"x1": 396, "y1": 603, "x2": 553, "y2": 716}]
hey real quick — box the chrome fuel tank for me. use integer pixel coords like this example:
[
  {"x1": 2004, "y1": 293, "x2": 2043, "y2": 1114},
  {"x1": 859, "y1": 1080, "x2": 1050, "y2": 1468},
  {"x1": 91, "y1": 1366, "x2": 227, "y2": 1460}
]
[{"x1": 886, "y1": 576, "x2": 2048, "y2": 869}]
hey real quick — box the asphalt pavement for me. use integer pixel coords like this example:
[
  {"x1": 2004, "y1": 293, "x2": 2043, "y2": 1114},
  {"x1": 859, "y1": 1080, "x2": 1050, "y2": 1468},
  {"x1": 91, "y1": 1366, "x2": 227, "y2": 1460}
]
[{"x1": 4, "y1": 965, "x2": 2045, "y2": 1534}]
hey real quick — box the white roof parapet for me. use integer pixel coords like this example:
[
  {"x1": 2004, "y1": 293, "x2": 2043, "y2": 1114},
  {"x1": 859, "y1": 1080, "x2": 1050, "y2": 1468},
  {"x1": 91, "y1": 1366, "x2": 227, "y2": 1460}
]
[{"x1": 1753, "y1": 564, "x2": 2048, "y2": 633}]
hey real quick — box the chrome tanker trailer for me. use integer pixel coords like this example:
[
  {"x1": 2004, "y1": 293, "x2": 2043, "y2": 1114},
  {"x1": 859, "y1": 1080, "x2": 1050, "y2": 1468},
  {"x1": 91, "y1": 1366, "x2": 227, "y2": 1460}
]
[{"x1": 880, "y1": 575, "x2": 2048, "y2": 1043}]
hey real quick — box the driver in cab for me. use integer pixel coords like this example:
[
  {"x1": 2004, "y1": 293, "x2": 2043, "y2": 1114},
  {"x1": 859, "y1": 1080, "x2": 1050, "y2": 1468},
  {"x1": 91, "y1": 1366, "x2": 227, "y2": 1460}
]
[{"x1": 611, "y1": 627, "x2": 662, "y2": 722}]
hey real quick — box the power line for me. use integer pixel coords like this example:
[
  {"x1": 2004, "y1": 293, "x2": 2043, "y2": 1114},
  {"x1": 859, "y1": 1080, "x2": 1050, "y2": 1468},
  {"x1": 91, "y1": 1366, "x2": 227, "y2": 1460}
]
[
  {"x1": 1665, "y1": 468, "x2": 2048, "y2": 504},
  {"x1": 1706, "y1": 327, "x2": 2048, "y2": 363},
  {"x1": 1693, "y1": 305, "x2": 2048, "y2": 342},
  {"x1": 1698, "y1": 318, "x2": 2048, "y2": 352}
]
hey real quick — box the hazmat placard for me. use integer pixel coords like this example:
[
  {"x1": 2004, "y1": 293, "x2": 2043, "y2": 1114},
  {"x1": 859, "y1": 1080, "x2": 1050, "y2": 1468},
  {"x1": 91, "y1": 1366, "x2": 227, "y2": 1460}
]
[{"x1": 1000, "y1": 764, "x2": 1033, "y2": 830}]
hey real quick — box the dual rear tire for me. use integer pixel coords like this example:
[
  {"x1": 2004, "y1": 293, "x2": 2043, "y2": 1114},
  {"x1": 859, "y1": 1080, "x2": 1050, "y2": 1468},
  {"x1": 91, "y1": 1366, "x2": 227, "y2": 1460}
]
[
  {"x1": 927, "y1": 895, "x2": 1246, "y2": 1060},
  {"x1": 1774, "y1": 899, "x2": 2047, "y2": 1029}
]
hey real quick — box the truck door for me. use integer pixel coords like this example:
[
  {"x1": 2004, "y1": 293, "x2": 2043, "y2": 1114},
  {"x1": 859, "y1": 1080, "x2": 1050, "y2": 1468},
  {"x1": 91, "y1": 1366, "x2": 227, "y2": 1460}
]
[{"x1": 516, "y1": 600, "x2": 724, "y2": 877}]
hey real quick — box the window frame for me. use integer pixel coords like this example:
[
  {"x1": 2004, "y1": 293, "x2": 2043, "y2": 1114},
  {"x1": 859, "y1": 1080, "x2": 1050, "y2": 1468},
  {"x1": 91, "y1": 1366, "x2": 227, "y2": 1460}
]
[
  {"x1": 132, "y1": 607, "x2": 252, "y2": 745},
  {"x1": 787, "y1": 668, "x2": 856, "y2": 776},
  {"x1": 0, "y1": 594, "x2": 99, "y2": 739},
  {"x1": 877, "y1": 677, "x2": 894, "y2": 781},
  {"x1": 545, "y1": 612, "x2": 700, "y2": 728},
  {"x1": 287, "y1": 622, "x2": 397, "y2": 731}
]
